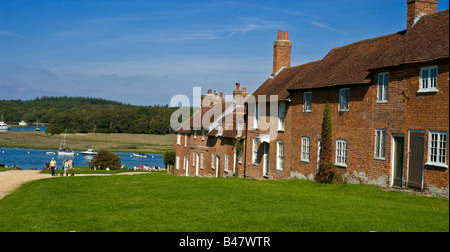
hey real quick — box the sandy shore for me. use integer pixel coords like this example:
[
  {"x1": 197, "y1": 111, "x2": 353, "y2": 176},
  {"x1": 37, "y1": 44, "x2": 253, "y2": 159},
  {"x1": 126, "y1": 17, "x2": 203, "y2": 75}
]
[{"x1": 0, "y1": 170, "x2": 153, "y2": 201}]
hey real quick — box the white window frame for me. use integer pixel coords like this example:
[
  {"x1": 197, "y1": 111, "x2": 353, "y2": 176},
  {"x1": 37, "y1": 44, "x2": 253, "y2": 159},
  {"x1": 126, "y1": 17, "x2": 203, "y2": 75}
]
[
  {"x1": 184, "y1": 134, "x2": 188, "y2": 147},
  {"x1": 278, "y1": 102, "x2": 285, "y2": 131},
  {"x1": 277, "y1": 141, "x2": 284, "y2": 171},
  {"x1": 301, "y1": 137, "x2": 310, "y2": 162},
  {"x1": 211, "y1": 153, "x2": 215, "y2": 170},
  {"x1": 254, "y1": 104, "x2": 259, "y2": 129},
  {"x1": 176, "y1": 155, "x2": 180, "y2": 170},
  {"x1": 238, "y1": 149, "x2": 243, "y2": 164},
  {"x1": 192, "y1": 152, "x2": 196, "y2": 167},
  {"x1": 237, "y1": 117, "x2": 243, "y2": 138},
  {"x1": 426, "y1": 131, "x2": 448, "y2": 168},
  {"x1": 224, "y1": 155, "x2": 229, "y2": 172},
  {"x1": 202, "y1": 129, "x2": 205, "y2": 141},
  {"x1": 419, "y1": 66, "x2": 438, "y2": 93},
  {"x1": 374, "y1": 129, "x2": 387, "y2": 160},
  {"x1": 339, "y1": 88, "x2": 350, "y2": 112},
  {"x1": 303, "y1": 91, "x2": 312, "y2": 112},
  {"x1": 218, "y1": 120, "x2": 223, "y2": 136},
  {"x1": 377, "y1": 72, "x2": 389, "y2": 103},
  {"x1": 183, "y1": 156, "x2": 186, "y2": 170},
  {"x1": 252, "y1": 138, "x2": 259, "y2": 165},
  {"x1": 194, "y1": 130, "x2": 197, "y2": 140},
  {"x1": 177, "y1": 133, "x2": 181, "y2": 145},
  {"x1": 335, "y1": 139, "x2": 348, "y2": 167},
  {"x1": 200, "y1": 152, "x2": 204, "y2": 170}
]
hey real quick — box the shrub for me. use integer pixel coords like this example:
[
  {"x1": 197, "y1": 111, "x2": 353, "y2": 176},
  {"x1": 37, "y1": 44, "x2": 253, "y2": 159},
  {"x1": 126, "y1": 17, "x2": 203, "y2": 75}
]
[{"x1": 91, "y1": 150, "x2": 122, "y2": 170}]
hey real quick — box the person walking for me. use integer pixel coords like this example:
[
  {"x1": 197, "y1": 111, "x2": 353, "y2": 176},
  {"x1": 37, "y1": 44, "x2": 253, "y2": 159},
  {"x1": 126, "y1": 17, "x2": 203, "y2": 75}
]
[
  {"x1": 50, "y1": 157, "x2": 57, "y2": 176},
  {"x1": 65, "y1": 158, "x2": 73, "y2": 177}
]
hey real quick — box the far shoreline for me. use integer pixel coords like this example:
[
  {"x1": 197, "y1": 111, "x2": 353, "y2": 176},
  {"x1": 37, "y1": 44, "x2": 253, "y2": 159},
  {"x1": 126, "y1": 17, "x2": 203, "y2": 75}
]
[{"x1": 0, "y1": 131, "x2": 174, "y2": 154}]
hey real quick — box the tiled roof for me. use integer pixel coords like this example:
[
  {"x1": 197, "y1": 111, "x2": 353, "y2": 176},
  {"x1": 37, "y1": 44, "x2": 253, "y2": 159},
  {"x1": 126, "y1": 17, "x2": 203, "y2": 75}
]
[{"x1": 252, "y1": 9, "x2": 449, "y2": 94}]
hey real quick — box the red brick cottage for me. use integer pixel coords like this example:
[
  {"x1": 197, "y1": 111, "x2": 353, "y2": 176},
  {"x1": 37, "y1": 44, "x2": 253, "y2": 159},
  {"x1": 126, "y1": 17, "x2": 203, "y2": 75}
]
[
  {"x1": 174, "y1": 87, "x2": 249, "y2": 178},
  {"x1": 174, "y1": 1, "x2": 449, "y2": 196}
]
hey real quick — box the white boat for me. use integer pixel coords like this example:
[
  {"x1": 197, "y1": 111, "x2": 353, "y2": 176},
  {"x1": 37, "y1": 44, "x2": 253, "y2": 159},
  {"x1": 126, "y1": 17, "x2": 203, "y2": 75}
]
[
  {"x1": 19, "y1": 121, "x2": 28, "y2": 126},
  {"x1": 0, "y1": 121, "x2": 11, "y2": 131},
  {"x1": 82, "y1": 149, "x2": 98, "y2": 156},
  {"x1": 0, "y1": 115, "x2": 11, "y2": 132},
  {"x1": 132, "y1": 153, "x2": 148, "y2": 158},
  {"x1": 58, "y1": 129, "x2": 74, "y2": 156},
  {"x1": 34, "y1": 119, "x2": 41, "y2": 131},
  {"x1": 46, "y1": 152, "x2": 56, "y2": 155}
]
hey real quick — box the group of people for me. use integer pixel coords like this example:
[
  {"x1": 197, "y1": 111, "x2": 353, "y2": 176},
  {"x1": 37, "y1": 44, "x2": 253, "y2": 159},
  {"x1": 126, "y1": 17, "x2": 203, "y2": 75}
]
[
  {"x1": 45, "y1": 157, "x2": 73, "y2": 177},
  {"x1": 129, "y1": 164, "x2": 161, "y2": 171}
]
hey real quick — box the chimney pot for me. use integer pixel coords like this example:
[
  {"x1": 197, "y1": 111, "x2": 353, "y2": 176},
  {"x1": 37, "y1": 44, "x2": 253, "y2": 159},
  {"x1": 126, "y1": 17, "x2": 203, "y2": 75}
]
[
  {"x1": 277, "y1": 30, "x2": 282, "y2": 40},
  {"x1": 220, "y1": 92, "x2": 223, "y2": 99},
  {"x1": 243, "y1": 87, "x2": 247, "y2": 92},
  {"x1": 236, "y1": 83, "x2": 240, "y2": 91},
  {"x1": 272, "y1": 30, "x2": 292, "y2": 75}
]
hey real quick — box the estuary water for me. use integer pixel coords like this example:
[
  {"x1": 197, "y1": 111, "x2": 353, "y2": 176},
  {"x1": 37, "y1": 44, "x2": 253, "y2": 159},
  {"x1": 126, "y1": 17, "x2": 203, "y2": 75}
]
[
  {"x1": 0, "y1": 147, "x2": 165, "y2": 170},
  {"x1": 10, "y1": 126, "x2": 49, "y2": 132}
]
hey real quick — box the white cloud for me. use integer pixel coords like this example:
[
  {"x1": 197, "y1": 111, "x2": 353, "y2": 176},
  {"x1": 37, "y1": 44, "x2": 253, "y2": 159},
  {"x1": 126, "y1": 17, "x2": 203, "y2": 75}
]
[
  {"x1": 0, "y1": 30, "x2": 13, "y2": 36},
  {"x1": 310, "y1": 21, "x2": 345, "y2": 33}
]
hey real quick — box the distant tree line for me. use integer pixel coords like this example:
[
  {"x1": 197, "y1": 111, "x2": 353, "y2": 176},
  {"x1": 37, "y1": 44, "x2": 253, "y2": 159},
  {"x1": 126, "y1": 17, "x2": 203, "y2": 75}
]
[{"x1": 0, "y1": 96, "x2": 178, "y2": 135}]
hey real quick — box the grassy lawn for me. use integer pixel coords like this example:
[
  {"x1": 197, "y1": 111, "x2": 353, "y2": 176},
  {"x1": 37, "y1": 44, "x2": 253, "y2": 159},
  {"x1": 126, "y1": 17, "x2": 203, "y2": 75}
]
[
  {"x1": 0, "y1": 131, "x2": 174, "y2": 153},
  {"x1": 0, "y1": 173, "x2": 448, "y2": 232}
]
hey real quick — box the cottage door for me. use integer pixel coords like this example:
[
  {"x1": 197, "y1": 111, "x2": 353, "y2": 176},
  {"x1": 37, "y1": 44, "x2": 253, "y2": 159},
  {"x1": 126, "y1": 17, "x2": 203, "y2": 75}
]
[
  {"x1": 263, "y1": 143, "x2": 270, "y2": 178},
  {"x1": 392, "y1": 136, "x2": 405, "y2": 188},
  {"x1": 408, "y1": 131, "x2": 425, "y2": 189}
]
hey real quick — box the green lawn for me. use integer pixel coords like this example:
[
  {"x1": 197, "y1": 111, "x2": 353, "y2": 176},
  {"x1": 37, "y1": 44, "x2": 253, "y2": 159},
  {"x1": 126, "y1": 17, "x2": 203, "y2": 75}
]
[{"x1": 0, "y1": 173, "x2": 448, "y2": 232}]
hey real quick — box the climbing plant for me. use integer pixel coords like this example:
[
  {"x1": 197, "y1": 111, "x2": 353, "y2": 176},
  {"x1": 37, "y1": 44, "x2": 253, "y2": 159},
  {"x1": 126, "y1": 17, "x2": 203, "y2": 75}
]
[{"x1": 315, "y1": 102, "x2": 336, "y2": 183}]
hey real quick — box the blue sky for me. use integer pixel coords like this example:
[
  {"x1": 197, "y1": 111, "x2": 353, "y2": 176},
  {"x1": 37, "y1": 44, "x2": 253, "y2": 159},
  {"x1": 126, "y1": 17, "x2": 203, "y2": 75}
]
[{"x1": 1, "y1": 0, "x2": 448, "y2": 106}]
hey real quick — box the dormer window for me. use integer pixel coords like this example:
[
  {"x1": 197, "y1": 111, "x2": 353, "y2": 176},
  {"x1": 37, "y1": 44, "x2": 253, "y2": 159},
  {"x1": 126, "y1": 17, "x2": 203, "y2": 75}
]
[
  {"x1": 419, "y1": 66, "x2": 438, "y2": 93},
  {"x1": 218, "y1": 121, "x2": 223, "y2": 136},
  {"x1": 377, "y1": 73, "x2": 389, "y2": 103},
  {"x1": 339, "y1": 88, "x2": 350, "y2": 112}
]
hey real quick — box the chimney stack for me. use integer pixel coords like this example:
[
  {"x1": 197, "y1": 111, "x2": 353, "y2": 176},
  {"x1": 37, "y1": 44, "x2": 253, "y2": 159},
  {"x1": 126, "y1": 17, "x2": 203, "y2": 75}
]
[
  {"x1": 272, "y1": 30, "x2": 292, "y2": 76},
  {"x1": 407, "y1": 0, "x2": 438, "y2": 29}
]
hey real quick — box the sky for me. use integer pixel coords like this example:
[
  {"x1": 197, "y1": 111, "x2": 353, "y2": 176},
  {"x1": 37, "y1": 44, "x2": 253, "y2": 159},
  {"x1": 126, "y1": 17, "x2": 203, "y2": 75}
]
[{"x1": 0, "y1": 0, "x2": 448, "y2": 106}]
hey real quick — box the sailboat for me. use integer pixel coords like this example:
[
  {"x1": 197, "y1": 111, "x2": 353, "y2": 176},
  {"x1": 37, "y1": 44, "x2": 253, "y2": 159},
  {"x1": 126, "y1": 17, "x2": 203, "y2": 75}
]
[
  {"x1": 34, "y1": 118, "x2": 41, "y2": 132},
  {"x1": 58, "y1": 129, "x2": 74, "y2": 156}
]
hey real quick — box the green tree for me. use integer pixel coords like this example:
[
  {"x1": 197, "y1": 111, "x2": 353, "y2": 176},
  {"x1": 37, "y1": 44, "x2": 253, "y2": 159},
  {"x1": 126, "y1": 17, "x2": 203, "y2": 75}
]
[
  {"x1": 91, "y1": 150, "x2": 122, "y2": 170},
  {"x1": 163, "y1": 150, "x2": 175, "y2": 173}
]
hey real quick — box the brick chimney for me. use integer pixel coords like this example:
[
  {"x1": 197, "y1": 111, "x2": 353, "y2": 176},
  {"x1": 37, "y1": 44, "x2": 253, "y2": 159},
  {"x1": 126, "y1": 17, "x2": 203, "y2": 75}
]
[
  {"x1": 407, "y1": 0, "x2": 438, "y2": 29},
  {"x1": 272, "y1": 30, "x2": 291, "y2": 76}
]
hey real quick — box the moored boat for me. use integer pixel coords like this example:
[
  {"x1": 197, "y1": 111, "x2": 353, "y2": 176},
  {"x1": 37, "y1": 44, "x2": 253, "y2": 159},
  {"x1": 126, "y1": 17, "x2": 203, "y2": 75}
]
[
  {"x1": 0, "y1": 115, "x2": 11, "y2": 132},
  {"x1": 0, "y1": 121, "x2": 11, "y2": 131},
  {"x1": 82, "y1": 149, "x2": 98, "y2": 156},
  {"x1": 132, "y1": 153, "x2": 148, "y2": 158},
  {"x1": 58, "y1": 129, "x2": 74, "y2": 156}
]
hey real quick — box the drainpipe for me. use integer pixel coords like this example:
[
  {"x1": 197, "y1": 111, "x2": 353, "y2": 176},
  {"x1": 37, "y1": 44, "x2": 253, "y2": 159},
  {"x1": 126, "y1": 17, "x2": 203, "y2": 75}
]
[{"x1": 243, "y1": 102, "x2": 249, "y2": 179}]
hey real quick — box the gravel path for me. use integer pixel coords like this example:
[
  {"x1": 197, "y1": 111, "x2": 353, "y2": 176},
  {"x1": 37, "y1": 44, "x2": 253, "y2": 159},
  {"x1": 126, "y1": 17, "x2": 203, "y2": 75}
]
[{"x1": 0, "y1": 170, "x2": 52, "y2": 200}]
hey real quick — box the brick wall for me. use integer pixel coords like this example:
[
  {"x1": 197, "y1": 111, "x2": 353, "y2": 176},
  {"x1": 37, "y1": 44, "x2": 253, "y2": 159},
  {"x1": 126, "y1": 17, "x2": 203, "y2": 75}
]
[{"x1": 243, "y1": 58, "x2": 449, "y2": 196}]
